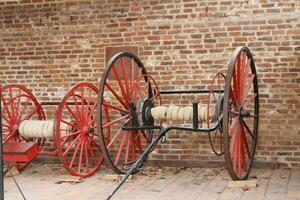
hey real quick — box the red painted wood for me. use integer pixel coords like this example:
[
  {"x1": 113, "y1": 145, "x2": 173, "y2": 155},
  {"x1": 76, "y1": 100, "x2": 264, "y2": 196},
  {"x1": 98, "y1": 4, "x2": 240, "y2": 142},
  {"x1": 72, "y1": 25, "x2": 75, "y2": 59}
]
[{"x1": 3, "y1": 142, "x2": 39, "y2": 163}]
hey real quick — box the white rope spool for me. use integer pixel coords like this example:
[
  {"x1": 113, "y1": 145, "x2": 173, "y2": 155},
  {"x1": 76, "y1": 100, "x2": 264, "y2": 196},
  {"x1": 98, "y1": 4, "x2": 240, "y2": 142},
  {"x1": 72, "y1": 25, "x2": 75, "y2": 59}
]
[
  {"x1": 150, "y1": 104, "x2": 216, "y2": 123},
  {"x1": 19, "y1": 120, "x2": 70, "y2": 138}
]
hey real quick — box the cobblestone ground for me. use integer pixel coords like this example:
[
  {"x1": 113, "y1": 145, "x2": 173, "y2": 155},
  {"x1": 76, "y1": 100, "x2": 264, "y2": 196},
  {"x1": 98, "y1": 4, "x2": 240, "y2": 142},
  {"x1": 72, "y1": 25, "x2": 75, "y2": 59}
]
[{"x1": 4, "y1": 164, "x2": 300, "y2": 200}]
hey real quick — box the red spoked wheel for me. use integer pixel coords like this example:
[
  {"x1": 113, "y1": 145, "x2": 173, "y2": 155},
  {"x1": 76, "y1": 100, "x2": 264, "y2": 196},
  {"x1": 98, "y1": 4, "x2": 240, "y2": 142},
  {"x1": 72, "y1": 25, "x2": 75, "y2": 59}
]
[
  {"x1": 223, "y1": 47, "x2": 259, "y2": 180},
  {"x1": 54, "y1": 82, "x2": 103, "y2": 178},
  {"x1": 97, "y1": 52, "x2": 161, "y2": 174},
  {"x1": 207, "y1": 72, "x2": 226, "y2": 156},
  {"x1": 0, "y1": 84, "x2": 46, "y2": 170}
]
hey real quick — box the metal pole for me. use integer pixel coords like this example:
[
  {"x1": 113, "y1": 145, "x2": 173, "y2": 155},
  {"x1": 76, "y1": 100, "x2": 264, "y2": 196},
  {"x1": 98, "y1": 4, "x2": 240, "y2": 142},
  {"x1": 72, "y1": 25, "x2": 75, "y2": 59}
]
[{"x1": 0, "y1": 98, "x2": 4, "y2": 200}]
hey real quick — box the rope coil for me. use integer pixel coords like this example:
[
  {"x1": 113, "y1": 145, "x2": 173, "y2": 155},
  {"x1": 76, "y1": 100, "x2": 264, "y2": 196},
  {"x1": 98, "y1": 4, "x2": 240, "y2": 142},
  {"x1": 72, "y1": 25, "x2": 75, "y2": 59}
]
[
  {"x1": 150, "y1": 104, "x2": 215, "y2": 123},
  {"x1": 19, "y1": 120, "x2": 70, "y2": 138}
]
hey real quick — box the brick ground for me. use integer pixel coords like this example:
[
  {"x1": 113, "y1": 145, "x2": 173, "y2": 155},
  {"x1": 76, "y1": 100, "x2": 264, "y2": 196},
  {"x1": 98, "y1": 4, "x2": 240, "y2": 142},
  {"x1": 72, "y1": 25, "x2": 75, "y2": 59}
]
[{"x1": 4, "y1": 164, "x2": 300, "y2": 200}]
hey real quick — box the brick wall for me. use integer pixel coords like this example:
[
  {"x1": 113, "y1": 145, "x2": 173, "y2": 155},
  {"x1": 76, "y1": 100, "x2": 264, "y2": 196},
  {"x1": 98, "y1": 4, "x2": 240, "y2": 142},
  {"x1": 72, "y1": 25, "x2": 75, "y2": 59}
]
[{"x1": 0, "y1": 0, "x2": 299, "y2": 168}]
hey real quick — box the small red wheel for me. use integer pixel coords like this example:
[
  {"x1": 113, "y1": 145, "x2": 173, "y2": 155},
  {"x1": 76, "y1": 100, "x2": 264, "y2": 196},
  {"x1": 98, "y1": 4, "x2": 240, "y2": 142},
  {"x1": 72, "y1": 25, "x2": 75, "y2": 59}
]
[
  {"x1": 0, "y1": 84, "x2": 46, "y2": 170},
  {"x1": 207, "y1": 72, "x2": 226, "y2": 156},
  {"x1": 223, "y1": 47, "x2": 259, "y2": 180},
  {"x1": 97, "y1": 52, "x2": 161, "y2": 174},
  {"x1": 54, "y1": 82, "x2": 103, "y2": 178}
]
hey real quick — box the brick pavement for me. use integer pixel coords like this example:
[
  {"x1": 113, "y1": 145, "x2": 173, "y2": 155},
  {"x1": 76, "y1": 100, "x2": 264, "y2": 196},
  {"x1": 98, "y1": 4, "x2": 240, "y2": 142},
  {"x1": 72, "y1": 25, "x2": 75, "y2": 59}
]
[{"x1": 4, "y1": 164, "x2": 300, "y2": 200}]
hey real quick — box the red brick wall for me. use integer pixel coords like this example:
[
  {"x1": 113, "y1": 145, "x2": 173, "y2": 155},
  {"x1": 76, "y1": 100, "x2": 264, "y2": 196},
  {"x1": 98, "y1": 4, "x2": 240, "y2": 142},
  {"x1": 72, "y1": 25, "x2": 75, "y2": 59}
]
[{"x1": 0, "y1": 0, "x2": 299, "y2": 168}]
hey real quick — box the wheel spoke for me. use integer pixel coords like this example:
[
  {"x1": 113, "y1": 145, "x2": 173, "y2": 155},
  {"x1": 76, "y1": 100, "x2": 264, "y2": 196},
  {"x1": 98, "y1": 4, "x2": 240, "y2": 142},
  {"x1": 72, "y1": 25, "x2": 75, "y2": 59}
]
[
  {"x1": 230, "y1": 88, "x2": 238, "y2": 108},
  {"x1": 243, "y1": 93, "x2": 257, "y2": 109},
  {"x1": 238, "y1": 126, "x2": 242, "y2": 177},
  {"x1": 112, "y1": 64, "x2": 129, "y2": 106},
  {"x1": 230, "y1": 122, "x2": 239, "y2": 156},
  {"x1": 135, "y1": 81, "x2": 145, "y2": 100},
  {"x1": 88, "y1": 134, "x2": 102, "y2": 151},
  {"x1": 229, "y1": 110, "x2": 239, "y2": 117},
  {"x1": 240, "y1": 57, "x2": 250, "y2": 101},
  {"x1": 231, "y1": 125, "x2": 239, "y2": 173},
  {"x1": 61, "y1": 119, "x2": 78, "y2": 129},
  {"x1": 241, "y1": 120, "x2": 255, "y2": 140},
  {"x1": 1, "y1": 95, "x2": 13, "y2": 121},
  {"x1": 229, "y1": 117, "x2": 239, "y2": 136},
  {"x1": 63, "y1": 134, "x2": 82, "y2": 156},
  {"x1": 15, "y1": 89, "x2": 22, "y2": 120},
  {"x1": 78, "y1": 138, "x2": 85, "y2": 173},
  {"x1": 105, "y1": 83, "x2": 127, "y2": 109},
  {"x1": 124, "y1": 132, "x2": 132, "y2": 166},
  {"x1": 1, "y1": 113, "x2": 10, "y2": 124},
  {"x1": 130, "y1": 59, "x2": 135, "y2": 96},
  {"x1": 232, "y1": 62, "x2": 239, "y2": 106},
  {"x1": 86, "y1": 87, "x2": 92, "y2": 112},
  {"x1": 89, "y1": 146, "x2": 99, "y2": 167},
  {"x1": 88, "y1": 100, "x2": 97, "y2": 121},
  {"x1": 84, "y1": 141, "x2": 90, "y2": 173},
  {"x1": 241, "y1": 125, "x2": 251, "y2": 159},
  {"x1": 120, "y1": 58, "x2": 131, "y2": 102},
  {"x1": 131, "y1": 132, "x2": 136, "y2": 161},
  {"x1": 237, "y1": 56, "x2": 242, "y2": 105},
  {"x1": 114, "y1": 132, "x2": 128, "y2": 166},
  {"x1": 23, "y1": 107, "x2": 38, "y2": 120},
  {"x1": 68, "y1": 138, "x2": 83, "y2": 168},
  {"x1": 80, "y1": 86, "x2": 85, "y2": 117},
  {"x1": 242, "y1": 75, "x2": 255, "y2": 104},
  {"x1": 150, "y1": 91, "x2": 160, "y2": 102},
  {"x1": 240, "y1": 53, "x2": 246, "y2": 99},
  {"x1": 107, "y1": 128, "x2": 122, "y2": 149},
  {"x1": 3, "y1": 130, "x2": 17, "y2": 143},
  {"x1": 88, "y1": 118, "x2": 96, "y2": 127},
  {"x1": 103, "y1": 102, "x2": 128, "y2": 113},
  {"x1": 8, "y1": 87, "x2": 16, "y2": 118},
  {"x1": 102, "y1": 114, "x2": 130, "y2": 128},
  {"x1": 18, "y1": 98, "x2": 30, "y2": 121},
  {"x1": 60, "y1": 130, "x2": 81, "y2": 140},
  {"x1": 135, "y1": 131, "x2": 143, "y2": 154},
  {"x1": 65, "y1": 104, "x2": 80, "y2": 124},
  {"x1": 72, "y1": 93, "x2": 82, "y2": 122}
]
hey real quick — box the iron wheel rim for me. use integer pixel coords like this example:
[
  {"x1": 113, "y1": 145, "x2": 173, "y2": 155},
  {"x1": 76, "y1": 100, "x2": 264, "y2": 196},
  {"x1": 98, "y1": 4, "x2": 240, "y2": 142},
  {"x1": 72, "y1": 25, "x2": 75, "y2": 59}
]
[
  {"x1": 223, "y1": 47, "x2": 259, "y2": 180},
  {"x1": 97, "y1": 52, "x2": 161, "y2": 174}
]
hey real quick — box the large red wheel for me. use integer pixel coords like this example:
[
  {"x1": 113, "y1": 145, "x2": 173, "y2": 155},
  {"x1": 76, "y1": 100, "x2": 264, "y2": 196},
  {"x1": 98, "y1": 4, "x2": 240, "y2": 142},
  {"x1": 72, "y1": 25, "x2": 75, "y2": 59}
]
[
  {"x1": 207, "y1": 72, "x2": 226, "y2": 156},
  {"x1": 54, "y1": 82, "x2": 103, "y2": 178},
  {"x1": 223, "y1": 47, "x2": 259, "y2": 180},
  {"x1": 0, "y1": 84, "x2": 46, "y2": 170},
  {"x1": 97, "y1": 52, "x2": 161, "y2": 174}
]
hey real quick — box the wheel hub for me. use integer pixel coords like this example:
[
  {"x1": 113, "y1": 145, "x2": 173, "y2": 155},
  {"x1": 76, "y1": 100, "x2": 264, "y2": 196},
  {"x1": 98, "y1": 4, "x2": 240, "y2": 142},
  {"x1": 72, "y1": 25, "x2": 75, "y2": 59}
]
[
  {"x1": 141, "y1": 98, "x2": 154, "y2": 126},
  {"x1": 82, "y1": 125, "x2": 89, "y2": 135},
  {"x1": 239, "y1": 107, "x2": 250, "y2": 122}
]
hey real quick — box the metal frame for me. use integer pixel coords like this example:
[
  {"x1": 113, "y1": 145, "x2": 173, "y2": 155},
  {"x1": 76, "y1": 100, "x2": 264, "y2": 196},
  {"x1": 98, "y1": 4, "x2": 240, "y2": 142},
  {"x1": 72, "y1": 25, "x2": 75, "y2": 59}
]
[
  {"x1": 102, "y1": 46, "x2": 259, "y2": 200},
  {"x1": 105, "y1": 87, "x2": 223, "y2": 200}
]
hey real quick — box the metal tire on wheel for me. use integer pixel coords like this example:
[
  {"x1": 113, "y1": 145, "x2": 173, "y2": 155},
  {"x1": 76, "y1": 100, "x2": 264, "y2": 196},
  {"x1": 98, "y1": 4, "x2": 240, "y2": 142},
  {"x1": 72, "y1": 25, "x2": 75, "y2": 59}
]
[
  {"x1": 55, "y1": 82, "x2": 103, "y2": 178},
  {"x1": 97, "y1": 52, "x2": 161, "y2": 174},
  {"x1": 207, "y1": 72, "x2": 226, "y2": 156},
  {"x1": 223, "y1": 46, "x2": 259, "y2": 180}
]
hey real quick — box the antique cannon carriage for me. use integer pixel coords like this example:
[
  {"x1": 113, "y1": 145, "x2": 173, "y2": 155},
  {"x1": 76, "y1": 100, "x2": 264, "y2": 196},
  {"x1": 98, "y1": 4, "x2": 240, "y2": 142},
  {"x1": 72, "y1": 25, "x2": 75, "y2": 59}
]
[
  {"x1": 1, "y1": 82, "x2": 103, "y2": 177},
  {"x1": 96, "y1": 46, "x2": 259, "y2": 199}
]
